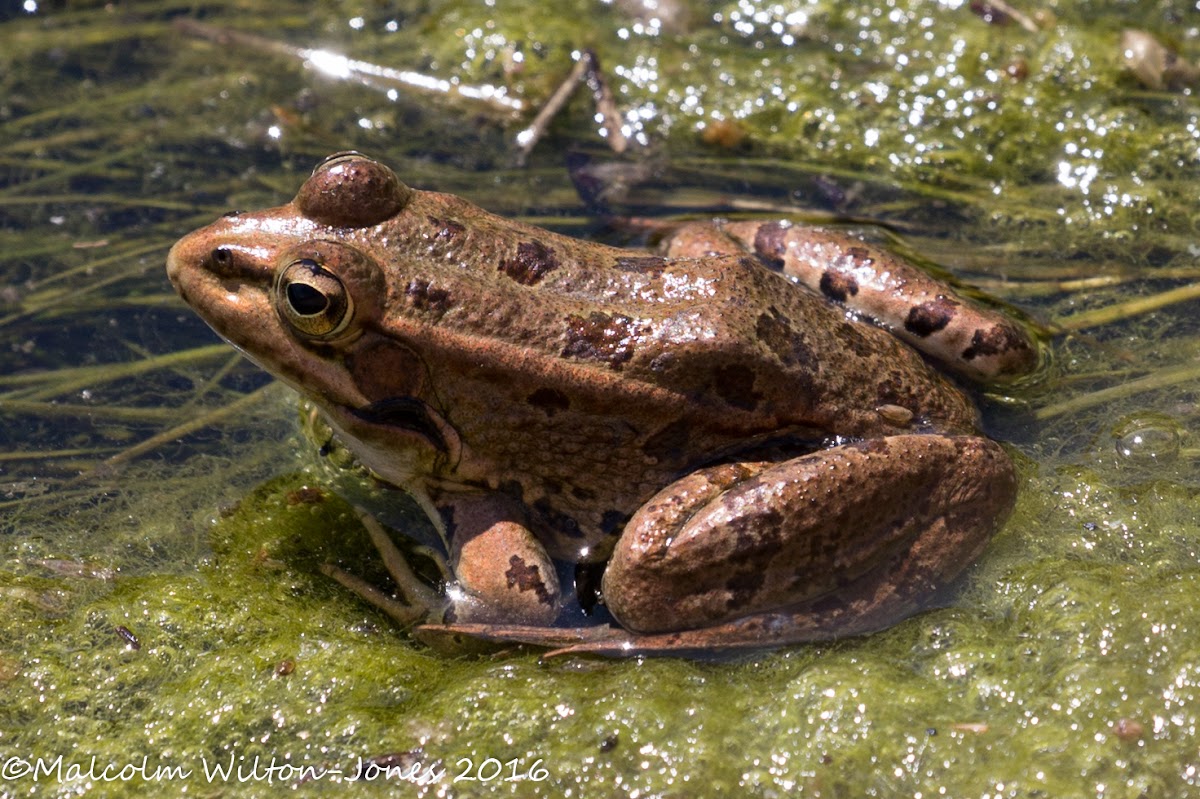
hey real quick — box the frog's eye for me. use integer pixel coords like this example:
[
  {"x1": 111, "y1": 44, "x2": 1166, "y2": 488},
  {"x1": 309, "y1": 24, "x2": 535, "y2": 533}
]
[
  {"x1": 275, "y1": 258, "x2": 354, "y2": 339},
  {"x1": 296, "y1": 152, "x2": 412, "y2": 229}
]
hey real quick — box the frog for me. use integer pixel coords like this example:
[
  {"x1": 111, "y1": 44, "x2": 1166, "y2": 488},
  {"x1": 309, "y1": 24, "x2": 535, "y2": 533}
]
[{"x1": 166, "y1": 152, "x2": 1037, "y2": 656}]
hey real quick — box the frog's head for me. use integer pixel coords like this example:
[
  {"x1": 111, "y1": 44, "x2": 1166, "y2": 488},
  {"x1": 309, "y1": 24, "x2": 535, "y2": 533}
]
[{"x1": 166, "y1": 153, "x2": 463, "y2": 485}]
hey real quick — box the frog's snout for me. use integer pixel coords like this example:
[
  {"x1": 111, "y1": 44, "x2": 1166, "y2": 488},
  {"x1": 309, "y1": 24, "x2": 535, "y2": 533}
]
[{"x1": 165, "y1": 232, "x2": 200, "y2": 296}]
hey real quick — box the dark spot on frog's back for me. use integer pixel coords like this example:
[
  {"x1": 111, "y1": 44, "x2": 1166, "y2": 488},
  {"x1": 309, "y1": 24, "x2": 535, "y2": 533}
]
[
  {"x1": 724, "y1": 568, "x2": 766, "y2": 610},
  {"x1": 875, "y1": 374, "x2": 912, "y2": 409},
  {"x1": 905, "y1": 297, "x2": 960, "y2": 337},
  {"x1": 726, "y1": 505, "x2": 785, "y2": 554},
  {"x1": 527, "y1": 387, "x2": 570, "y2": 415},
  {"x1": 643, "y1": 418, "x2": 691, "y2": 462},
  {"x1": 962, "y1": 322, "x2": 1033, "y2": 362},
  {"x1": 713, "y1": 363, "x2": 762, "y2": 411},
  {"x1": 499, "y1": 240, "x2": 560, "y2": 285},
  {"x1": 755, "y1": 308, "x2": 819, "y2": 370},
  {"x1": 755, "y1": 308, "x2": 792, "y2": 358},
  {"x1": 753, "y1": 221, "x2": 789, "y2": 267},
  {"x1": 405, "y1": 278, "x2": 453, "y2": 315},
  {"x1": 819, "y1": 270, "x2": 859, "y2": 302},
  {"x1": 426, "y1": 215, "x2": 465, "y2": 241},
  {"x1": 561, "y1": 311, "x2": 636, "y2": 368},
  {"x1": 830, "y1": 321, "x2": 873, "y2": 358}
]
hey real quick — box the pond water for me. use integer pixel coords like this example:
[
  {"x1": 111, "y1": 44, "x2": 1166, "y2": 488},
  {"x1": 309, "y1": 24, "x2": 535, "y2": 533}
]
[{"x1": 3, "y1": 1, "x2": 1200, "y2": 796}]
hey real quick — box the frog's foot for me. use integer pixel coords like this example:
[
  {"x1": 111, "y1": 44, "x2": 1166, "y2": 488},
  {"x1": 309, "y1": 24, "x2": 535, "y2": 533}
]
[
  {"x1": 321, "y1": 563, "x2": 430, "y2": 627},
  {"x1": 321, "y1": 512, "x2": 447, "y2": 627},
  {"x1": 413, "y1": 622, "x2": 633, "y2": 656},
  {"x1": 414, "y1": 602, "x2": 905, "y2": 657},
  {"x1": 412, "y1": 621, "x2": 796, "y2": 658},
  {"x1": 417, "y1": 571, "x2": 958, "y2": 657}
]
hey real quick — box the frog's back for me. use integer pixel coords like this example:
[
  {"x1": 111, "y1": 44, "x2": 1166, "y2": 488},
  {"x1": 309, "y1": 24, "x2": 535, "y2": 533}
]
[
  {"x1": 362, "y1": 195, "x2": 979, "y2": 441},
  {"x1": 578, "y1": 251, "x2": 982, "y2": 439}
]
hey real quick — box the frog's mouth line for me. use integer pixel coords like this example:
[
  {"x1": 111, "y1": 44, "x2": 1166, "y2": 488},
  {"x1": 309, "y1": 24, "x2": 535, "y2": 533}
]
[
  {"x1": 348, "y1": 397, "x2": 450, "y2": 455},
  {"x1": 315, "y1": 395, "x2": 465, "y2": 488}
]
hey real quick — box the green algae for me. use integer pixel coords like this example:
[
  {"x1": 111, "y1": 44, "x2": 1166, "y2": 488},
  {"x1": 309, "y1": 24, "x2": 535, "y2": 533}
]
[
  {"x1": 4, "y1": 0, "x2": 1200, "y2": 796},
  {"x1": 11, "y1": 468, "x2": 1200, "y2": 797}
]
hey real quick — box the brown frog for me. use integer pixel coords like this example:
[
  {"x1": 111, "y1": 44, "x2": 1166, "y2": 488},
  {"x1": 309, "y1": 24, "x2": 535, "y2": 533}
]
[{"x1": 166, "y1": 152, "x2": 1036, "y2": 656}]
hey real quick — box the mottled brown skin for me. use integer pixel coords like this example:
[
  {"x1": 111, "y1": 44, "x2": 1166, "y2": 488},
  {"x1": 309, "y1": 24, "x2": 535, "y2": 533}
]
[
  {"x1": 716, "y1": 221, "x2": 1038, "y2": 383},
  {"x1": 167, "y1": 153, "x2": 1033, "y2": 656}
]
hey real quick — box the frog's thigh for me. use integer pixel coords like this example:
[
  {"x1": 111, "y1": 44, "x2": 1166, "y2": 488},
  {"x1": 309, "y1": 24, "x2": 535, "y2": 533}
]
[
  {"x1": 603, "y1": 434, "x2": 1015, "y2": 635},
  {"x1": 443, "y1": 495, "x2": 561, "y2": 626},
  {"x1": 659, "y1": 221, "x2": 746, "y2": 258}
]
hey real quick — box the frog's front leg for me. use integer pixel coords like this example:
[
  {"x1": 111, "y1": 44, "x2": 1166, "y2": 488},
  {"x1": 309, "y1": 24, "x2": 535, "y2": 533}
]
[
  {"x1": 439, "y1": 494, "x2": 562, "y2": 626},
  {"x1": 325, "y1": 494, "x2": 561, "y2": 631},
  {"x1": 603, "y1": 434, "x2": 1016, "y2": 640}
]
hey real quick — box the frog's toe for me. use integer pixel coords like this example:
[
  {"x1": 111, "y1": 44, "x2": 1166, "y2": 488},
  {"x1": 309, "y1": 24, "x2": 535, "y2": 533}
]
[
  {"x1": 414, "y1": 622, "x2": 633, "y2": 655},
  {"x1": 320, "y1": 563, "x2": 430, "y2": 626},
  {"x1": 356, "y1": 511, "x2": 446, "y2": 613}
]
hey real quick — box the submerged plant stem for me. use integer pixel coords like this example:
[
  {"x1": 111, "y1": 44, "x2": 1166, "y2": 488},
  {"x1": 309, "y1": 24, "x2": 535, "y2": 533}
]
[
  {"x1": 1034, "y1": 361, "x2": 1200, "y2": 421},
  {"x1": 0, "y1": 344, "x2": 231, "y2": 400},
  {"x1": 99, "y1": 382, "x2": 279, "y2": 469},
  {"x1": 1053, "y1": 283, "x2": 1200, "y2": 331}
]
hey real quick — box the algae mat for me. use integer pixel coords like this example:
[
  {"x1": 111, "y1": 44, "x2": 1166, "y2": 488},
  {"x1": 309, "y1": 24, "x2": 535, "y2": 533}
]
[{"x1": 4, "y1": 1, "x2": 1200, "y2": 796}]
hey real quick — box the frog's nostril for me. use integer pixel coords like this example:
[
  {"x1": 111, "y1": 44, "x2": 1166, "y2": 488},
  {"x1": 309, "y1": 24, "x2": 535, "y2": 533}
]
[
  {"x1": 222, "y1": 210, "x2": 245, "y2": 218},
  {"x1": 211, "y1": 247, "x2": 232, "y2": 268},
  {"x1": 206, "y1": 246, "x2": 239, "y2": 277}
]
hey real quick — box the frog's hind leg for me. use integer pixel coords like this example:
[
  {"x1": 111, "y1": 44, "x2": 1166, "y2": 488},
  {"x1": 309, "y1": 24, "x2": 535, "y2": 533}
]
[
  {"x1": 662, "y1": 220, "x2": 1038, "y2": 382},
  {"x1": 601, "y1": 434, "x2": 1017, "y2": 648},
  {"x1": 439, "y1": 494, "x2": 563, "y2": 627}
]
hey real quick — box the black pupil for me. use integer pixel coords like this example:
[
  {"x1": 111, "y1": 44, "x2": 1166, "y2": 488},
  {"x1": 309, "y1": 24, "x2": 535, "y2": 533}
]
[{"x1": 287, "y1": 282, "x2": 328, "y2": 315}]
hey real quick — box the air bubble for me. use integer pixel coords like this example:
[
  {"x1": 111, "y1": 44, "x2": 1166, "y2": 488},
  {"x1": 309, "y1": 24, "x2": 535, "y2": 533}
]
[{"x1": 1113, "y1": 416, "x2": 1182, "y2": 466}]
